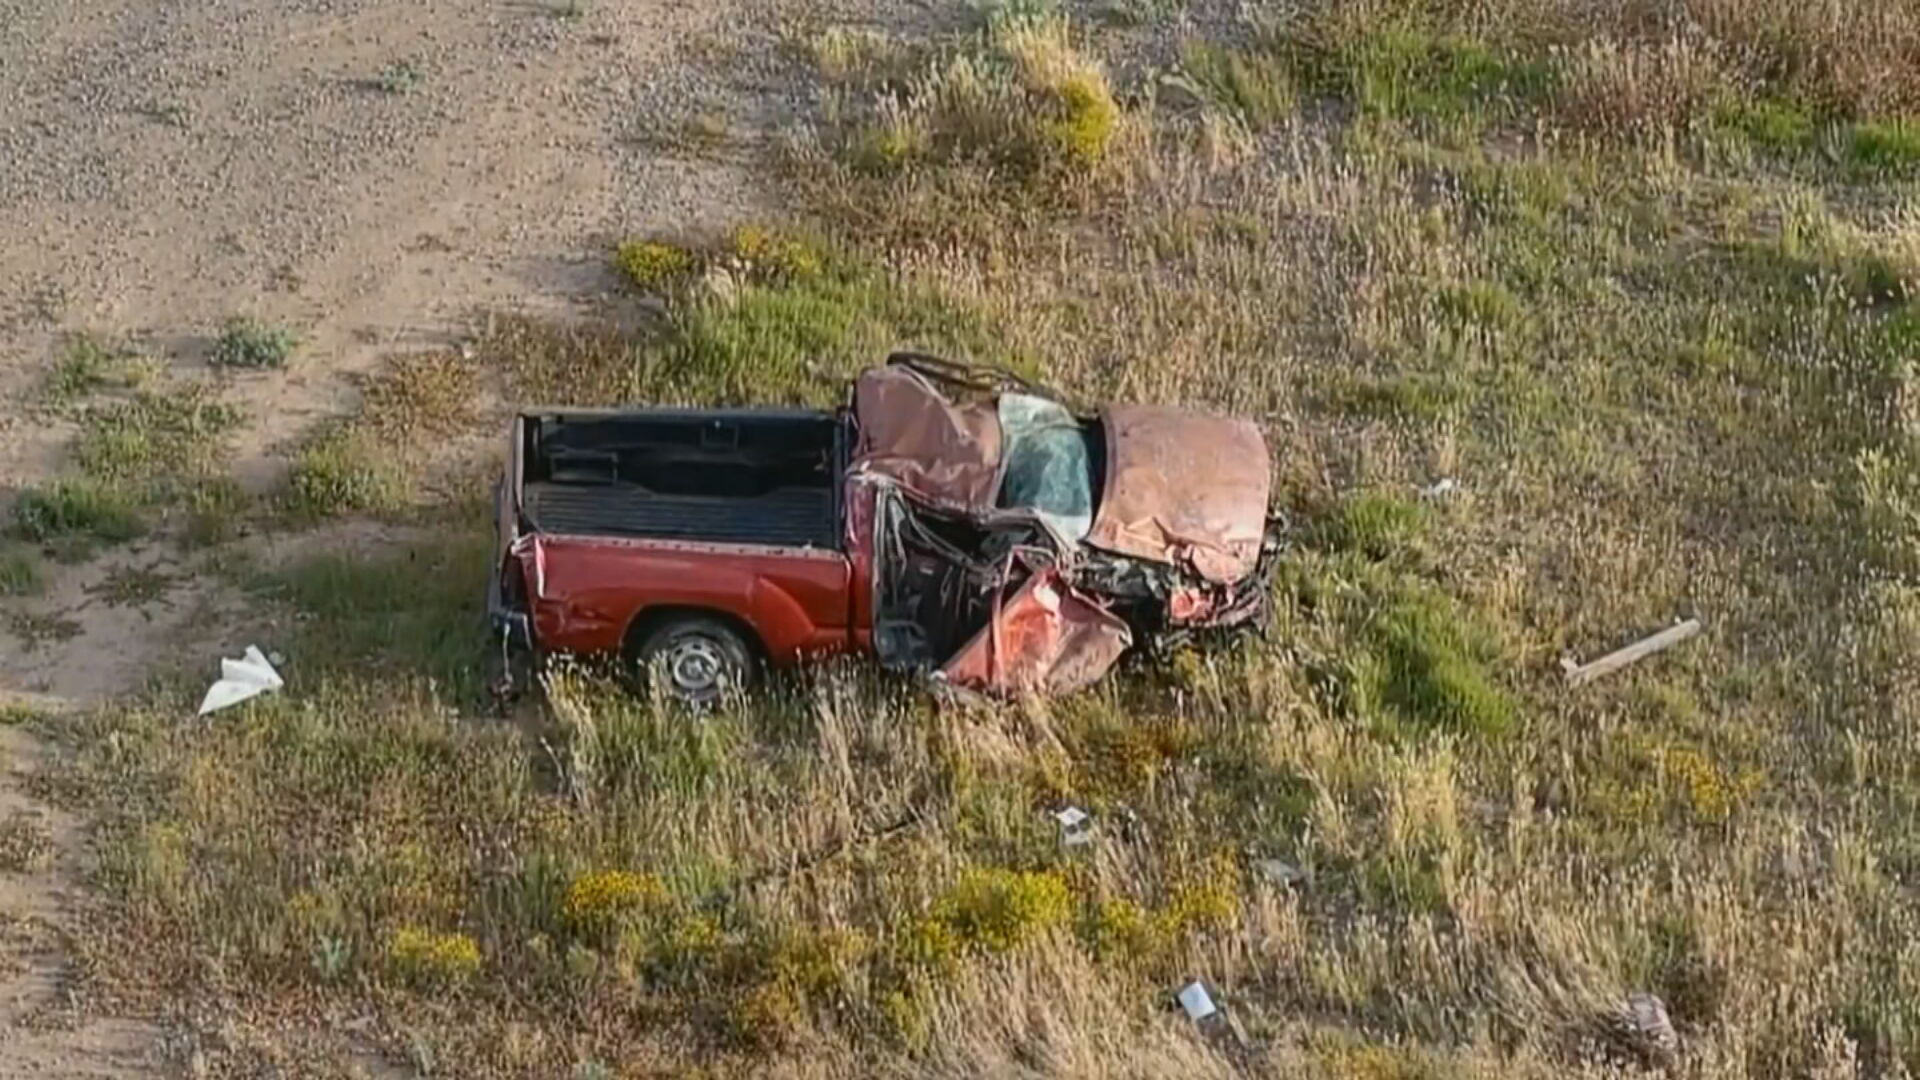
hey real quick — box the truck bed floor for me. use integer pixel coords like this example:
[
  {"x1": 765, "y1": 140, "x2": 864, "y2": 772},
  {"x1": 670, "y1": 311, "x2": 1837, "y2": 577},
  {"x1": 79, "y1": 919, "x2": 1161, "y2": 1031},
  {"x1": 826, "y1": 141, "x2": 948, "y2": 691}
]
[{"x1": 524, "y1": 482, "x2": 837, "y2": 549}]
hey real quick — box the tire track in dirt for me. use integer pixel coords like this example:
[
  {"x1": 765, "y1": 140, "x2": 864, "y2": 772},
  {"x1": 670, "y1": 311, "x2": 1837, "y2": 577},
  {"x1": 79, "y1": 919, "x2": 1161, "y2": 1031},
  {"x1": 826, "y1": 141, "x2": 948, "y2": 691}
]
[
  {"x1": 0, "y1": 0, "x2": 813, "y2": 1070},
  {"x1": 0, "y1": 721, "x2": 167, "y2": 1077}
]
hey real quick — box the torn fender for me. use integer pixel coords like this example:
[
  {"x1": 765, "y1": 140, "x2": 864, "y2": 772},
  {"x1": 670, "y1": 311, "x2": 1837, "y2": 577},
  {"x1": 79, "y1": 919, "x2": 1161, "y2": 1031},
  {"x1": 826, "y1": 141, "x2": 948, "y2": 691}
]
[{"x1": 939, "y1": 568, "x2": 1133, "y2": 696}]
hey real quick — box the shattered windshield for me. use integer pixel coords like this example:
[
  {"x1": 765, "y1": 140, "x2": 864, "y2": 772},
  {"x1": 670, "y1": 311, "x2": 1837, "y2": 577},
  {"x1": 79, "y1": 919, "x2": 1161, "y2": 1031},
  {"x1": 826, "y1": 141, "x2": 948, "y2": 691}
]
[{"x1": 996, "y1": 393, "x2": 1101, "y2": 542}]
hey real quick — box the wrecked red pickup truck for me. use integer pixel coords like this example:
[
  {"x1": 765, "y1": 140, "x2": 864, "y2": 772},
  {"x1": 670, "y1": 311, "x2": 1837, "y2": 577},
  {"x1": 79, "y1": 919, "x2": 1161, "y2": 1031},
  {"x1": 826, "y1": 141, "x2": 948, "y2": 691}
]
[{"x1": 489, "y1": 355, "x2": 1275, "y2": 701}]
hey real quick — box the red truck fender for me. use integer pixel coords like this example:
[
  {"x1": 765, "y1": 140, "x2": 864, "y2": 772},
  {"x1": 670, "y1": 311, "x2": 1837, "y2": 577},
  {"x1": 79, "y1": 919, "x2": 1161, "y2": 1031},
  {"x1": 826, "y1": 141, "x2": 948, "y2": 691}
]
[{"x1": 515, "y1": 534, "x2": 853, "y2": 665}]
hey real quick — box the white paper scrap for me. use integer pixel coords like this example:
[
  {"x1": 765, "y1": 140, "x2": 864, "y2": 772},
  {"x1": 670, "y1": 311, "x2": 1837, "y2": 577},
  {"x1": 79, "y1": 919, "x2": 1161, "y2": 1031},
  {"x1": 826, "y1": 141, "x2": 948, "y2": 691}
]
[
  {"x1": 1178, "y1": 981, "x2": 1218, "y2": 1021},
  {"x1": 197, "y1": 645, "x2": 285, "y2": 716},
  {"x1": 1053, "y1": 806, "x2": 1093, "y2": 846}
]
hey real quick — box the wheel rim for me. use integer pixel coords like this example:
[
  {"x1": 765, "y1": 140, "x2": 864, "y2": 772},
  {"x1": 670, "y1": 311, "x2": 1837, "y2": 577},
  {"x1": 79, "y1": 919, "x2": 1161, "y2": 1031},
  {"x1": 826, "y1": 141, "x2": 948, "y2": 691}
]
[{"x1": 664, "y1": 636, "x2": 729, "y2": 697}]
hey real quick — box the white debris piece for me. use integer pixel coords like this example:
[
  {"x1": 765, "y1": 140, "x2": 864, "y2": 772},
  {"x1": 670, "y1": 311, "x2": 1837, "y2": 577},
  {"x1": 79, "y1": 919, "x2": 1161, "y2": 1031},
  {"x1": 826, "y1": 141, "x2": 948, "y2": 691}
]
[
  {"x1": 1562, "y1": 618, "x2": 1703, "y2": 687},
  {"x1": 1177, "y1": 981, "x2": 1219, "y2": 1021},
  {"x1": 1418, "y1": 477, "x2": 1458, "y2": 499},
  {"x1": 197, "y1": 645, "x2": 284, "y2": 716},
  {"x1": 1053, "y1": 806, "x2": 1094, "y2": 847},
  {"x1": 1254, "y1": 857, "x2": 1307, "y2": 888}
]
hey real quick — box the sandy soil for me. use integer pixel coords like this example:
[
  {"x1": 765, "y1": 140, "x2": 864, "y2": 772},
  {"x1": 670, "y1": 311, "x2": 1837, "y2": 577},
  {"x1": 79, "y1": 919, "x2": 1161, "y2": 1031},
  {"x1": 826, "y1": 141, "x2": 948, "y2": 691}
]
[
  {"x1": 0, "y1": 0, "x2": 813, "y2": 1070},
  {"x1": 0, "y1": 0, "x2": 805, "y2": 698}
]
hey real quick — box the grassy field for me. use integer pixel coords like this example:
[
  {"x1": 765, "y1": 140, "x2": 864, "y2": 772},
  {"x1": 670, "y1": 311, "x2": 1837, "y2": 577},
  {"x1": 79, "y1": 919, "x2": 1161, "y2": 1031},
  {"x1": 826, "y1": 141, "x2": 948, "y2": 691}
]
[{"x1": 25, "y1": 0, "x2": 1920, "y2": 1075}]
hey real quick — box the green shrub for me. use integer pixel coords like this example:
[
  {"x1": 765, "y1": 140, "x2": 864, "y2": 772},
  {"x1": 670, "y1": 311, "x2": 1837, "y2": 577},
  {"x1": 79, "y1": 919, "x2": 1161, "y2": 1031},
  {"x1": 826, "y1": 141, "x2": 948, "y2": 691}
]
[
  {"x1": 73, "y1": 386, "x2": 242, "y2": 494},
  {"x1": 811, "y1": 27, "x2": 914, "y2": 89},
  {"x1": 979, "y1": 0, "x2": 1057, "y2": 32},
  {"x1": 850, "y1": 115, "x2": 931, "y2": 172},
  {"x1": 1365, "y1": 587, "x2": 1515, "y2": 740},
  {"x1": 1282, "y1": 21, "x2": 1551, "y2": 123},
  {"x1": 1179, "y1": 41, "x2": 1296, "y2": 129},
  {"x1": 1719, "y1": 98, "x2": 1820, "y2": 152},
  {"x1": 45, "y1": 335, "x2": 117, "y2": 402},
  {"x1": 376, "y1": 60, "x2": 423, "y2": 95},
  {"x1": 1333, "y1": 371, "x2": 1466, "y2": 423},
  {"x1": 385, "y1": 926, "x2": 482, "y2": 986},
  {"x1": 10, "y1": 479, "x2": 146, "y2": 557},
  {"x1": 1847, "y1": 119, "x2": 1920, "y2": 178},
  {"x1": 656, "y1": 250, "x2": 1018, "y2": 406},
  {"x1": 1436, "y1": 279, "x2": 1524, "y2": 332},
  {"x1": 0, "y1": 546, "x2": 44, "y2": 597},
  {"x1": 258, "y1": 535, "x2": 491, "y2": 692},
  {"x1": 613, "y1": 239, "x2": 697, "y2": 291},
  {"x1": 210, "y1": 317, "x2": 298, "y2": 369},
  {"x1": 286, "y1": 426, "x2": 410, "y2": 516},
  {"x1": 1325, "y1": 490, "x2": 1428, "y2": 560},
  {"x1": 831, "y1": 17, "x2": 1124, "y2": 179},
  {"x1": 184, "y1": 479, "x2": 250, "y2": 548}
]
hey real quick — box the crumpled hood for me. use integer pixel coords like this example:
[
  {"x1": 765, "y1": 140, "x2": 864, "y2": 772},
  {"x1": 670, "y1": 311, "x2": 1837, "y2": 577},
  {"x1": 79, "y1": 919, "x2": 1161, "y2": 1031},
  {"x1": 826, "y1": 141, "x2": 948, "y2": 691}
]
[{"x1": 1085, "y1": 405, "x2": 1271, "y2": 583}]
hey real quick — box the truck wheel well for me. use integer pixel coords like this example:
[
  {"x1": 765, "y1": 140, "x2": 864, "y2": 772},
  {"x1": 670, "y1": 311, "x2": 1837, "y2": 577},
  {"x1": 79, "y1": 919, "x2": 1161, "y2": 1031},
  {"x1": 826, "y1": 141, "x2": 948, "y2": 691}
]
[{"x1": 622, "y1": 606, "x2": 767, "y2": 664}]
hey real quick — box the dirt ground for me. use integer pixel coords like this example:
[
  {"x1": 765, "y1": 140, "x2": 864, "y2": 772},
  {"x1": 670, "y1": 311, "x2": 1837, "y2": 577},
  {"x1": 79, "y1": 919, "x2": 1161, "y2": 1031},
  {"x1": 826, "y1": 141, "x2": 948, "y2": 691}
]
[{"x1": 0, "y1": 0, "x2": 807, "y2": 1070}]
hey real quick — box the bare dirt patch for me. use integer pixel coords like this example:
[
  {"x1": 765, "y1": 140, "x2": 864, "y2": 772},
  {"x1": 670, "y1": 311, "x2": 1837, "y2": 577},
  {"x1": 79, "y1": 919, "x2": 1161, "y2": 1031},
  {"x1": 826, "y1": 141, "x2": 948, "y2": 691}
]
[
  {"x1": 0, "y1": 0, "x2": 799, "y2": 706},
  {"x1": 0, "y1": 0, "x2": 820, "y2": 1071}
]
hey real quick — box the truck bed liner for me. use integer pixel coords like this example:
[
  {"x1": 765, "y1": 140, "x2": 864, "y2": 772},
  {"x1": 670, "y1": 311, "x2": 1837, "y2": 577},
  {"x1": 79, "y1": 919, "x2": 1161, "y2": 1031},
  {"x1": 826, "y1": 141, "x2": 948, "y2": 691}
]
[{"x1": 525, "y1": 482, "x2": 837, "y2": 549}]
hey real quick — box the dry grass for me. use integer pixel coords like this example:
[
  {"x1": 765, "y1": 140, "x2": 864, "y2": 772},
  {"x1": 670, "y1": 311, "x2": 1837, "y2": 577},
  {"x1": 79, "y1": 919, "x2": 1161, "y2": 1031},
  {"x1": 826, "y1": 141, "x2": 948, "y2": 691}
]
[
  {"x1": 32, "y1": 0, "x2": 1920, "y2": 1076},
  {"x1": 283, "y1": 350, "x2": 484, "y2": 519},
  {"x1": 815, "y1": 15, "x2": 1131, "y2": 181}
]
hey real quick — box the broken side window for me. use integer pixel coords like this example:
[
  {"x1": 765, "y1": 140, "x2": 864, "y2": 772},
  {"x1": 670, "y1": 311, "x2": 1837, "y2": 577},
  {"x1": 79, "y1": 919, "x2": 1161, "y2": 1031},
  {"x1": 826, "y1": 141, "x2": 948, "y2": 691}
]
[{"x1": 995, "y1": 394, "x2": 1101, "y2": 543}]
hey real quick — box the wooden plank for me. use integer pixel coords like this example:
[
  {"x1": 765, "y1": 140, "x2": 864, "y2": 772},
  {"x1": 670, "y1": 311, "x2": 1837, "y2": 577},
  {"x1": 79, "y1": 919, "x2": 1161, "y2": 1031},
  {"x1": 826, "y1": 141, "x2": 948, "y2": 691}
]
[{"x1": 1562, "y1": 618, "x2": 1703, "y2": 687}]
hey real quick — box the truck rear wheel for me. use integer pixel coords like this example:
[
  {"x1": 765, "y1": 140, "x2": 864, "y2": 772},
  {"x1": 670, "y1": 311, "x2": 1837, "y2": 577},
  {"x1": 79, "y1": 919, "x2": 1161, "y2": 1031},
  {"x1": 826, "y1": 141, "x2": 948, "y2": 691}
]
[{"x1": 633, "y1": 616, "x2": 755, "y2": 705}]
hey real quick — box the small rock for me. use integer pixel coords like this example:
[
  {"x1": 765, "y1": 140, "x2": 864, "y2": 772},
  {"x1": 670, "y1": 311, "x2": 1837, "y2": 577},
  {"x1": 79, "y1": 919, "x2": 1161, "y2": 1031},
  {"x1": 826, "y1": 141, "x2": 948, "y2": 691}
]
[
  {"x1": 1155, "y1": 72, "x2": 1211, "y2": 112},
  {"x1": 1254, "y1": 857, "x2": 1306, "y2": 888}
]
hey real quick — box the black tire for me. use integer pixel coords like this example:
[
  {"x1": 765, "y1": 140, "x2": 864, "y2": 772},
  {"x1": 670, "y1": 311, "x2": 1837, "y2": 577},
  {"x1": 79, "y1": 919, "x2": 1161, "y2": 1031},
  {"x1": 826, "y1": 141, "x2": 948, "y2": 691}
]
[{"x1": 632, "y1": 616, "x2": 756, "y2": 705}]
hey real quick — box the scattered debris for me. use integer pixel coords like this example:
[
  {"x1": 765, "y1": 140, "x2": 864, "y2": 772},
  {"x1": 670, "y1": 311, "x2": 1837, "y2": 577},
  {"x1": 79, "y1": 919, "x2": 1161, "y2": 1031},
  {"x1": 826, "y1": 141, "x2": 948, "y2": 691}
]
[
  {"x1": 197, "y1": 645, "x2": 284, "y2": 716},
  {"x1": 1176, "y1": 979, "x2": 1250, "y2": 1050},
  {"x1": 1561, "y1": 618, "x2": 1702, "y2": 687},
  {"x1": 1155, "y1": 72, "x2": 1212, "y2": 112},
  {"x1": 1053, "y1": 806, "x2": 1093, "y2": 847},
  {"x1": 1608, "y1": 991, "x2": 1679, "y2": 1066},
  {"x1": 1253, "y1": 857, "x2": 1306, "y2": 888},
  {"x1": 1177, "y1": 980, "x2": 1218, "y2": 1022}
]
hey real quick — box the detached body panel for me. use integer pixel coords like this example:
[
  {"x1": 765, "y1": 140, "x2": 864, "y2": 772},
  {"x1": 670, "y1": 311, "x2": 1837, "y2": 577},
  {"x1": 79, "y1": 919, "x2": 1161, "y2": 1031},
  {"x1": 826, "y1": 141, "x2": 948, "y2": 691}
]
[{"x1": 937, "y1": 569, "x2": 1133, "y2": 696}]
